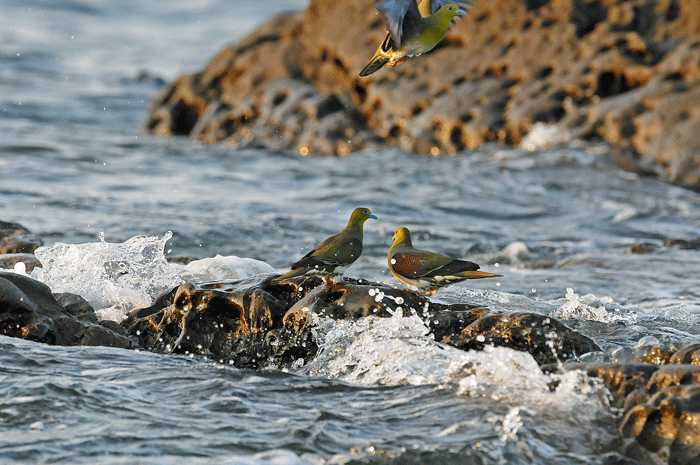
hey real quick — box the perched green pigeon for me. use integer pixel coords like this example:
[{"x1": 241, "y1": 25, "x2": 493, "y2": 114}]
[
  {"x1": 360, "y1": 0, "x2": 474, "y2": 76},
  {"x1": 387, "y1": 227, "x2": 500, "y2": 295},
  {"x1": 276, "y1": 208, "x2": 377, "y2": 281}
]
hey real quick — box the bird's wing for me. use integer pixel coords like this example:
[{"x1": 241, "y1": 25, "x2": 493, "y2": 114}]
[
  {"x1": 375, "y1": 0, "x2": 422, "y2": 46},
  {"x1": 301, "y1": 234, "x2": 362, "y2": 267},
  {"x1": 428, "y1": 0, "x2": 475, "y2": 15},
  {"x1": 391, "y1": 248, "x2": 452, "y2": 278},
  {"x1": 289, "y1": 232, "x2": 337, "y2": 268},
  {"x1": 424, "y1": 258, "x2": 480, "y2": 277}
]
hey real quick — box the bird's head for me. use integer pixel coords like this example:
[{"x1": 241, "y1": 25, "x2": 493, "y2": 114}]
[
  {"x1": 349, "y1": 207, "x2": 378, "y2": 226},
  {"x1": 392, "y1": 227, "x2": 413, "y2": 247},
  {"x1": 440, "y1": 4, "x2": 466, "y2": 18}
]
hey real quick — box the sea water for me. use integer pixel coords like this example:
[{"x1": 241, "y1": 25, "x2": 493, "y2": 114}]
[{"x1": 1, "y1": 1, "x2": 700, "y2": 463}]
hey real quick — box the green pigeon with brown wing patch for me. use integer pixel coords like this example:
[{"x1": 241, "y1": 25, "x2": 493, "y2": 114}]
[
  {"x1": 387, "y1": 226, "x2": 500, "y2": 295},
  {"x1": 276, "y1": 207, "x2": 377, "y2": 281}
]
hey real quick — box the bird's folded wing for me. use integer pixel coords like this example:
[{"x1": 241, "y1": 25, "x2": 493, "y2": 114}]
[
  {"x1": 291, "y1": 255, "x2": 336, "y2": 271},
  {"x1": 392, "y1": 250, "x2": 450, "y2": 278},
  {"x1": 425, "y1": 259, "x2": 480, "y2": 277}
]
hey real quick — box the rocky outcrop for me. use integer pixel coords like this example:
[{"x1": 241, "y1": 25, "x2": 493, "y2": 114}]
[
  {"x1": 0, "y1": 264, "x2": 600, "y2": 369},
  {"x1": 143, "y1": 0, "x2": 700, "y2": 188},
  {"x1": 121, "y1": 275, "x2": 595, "y2": 369}
]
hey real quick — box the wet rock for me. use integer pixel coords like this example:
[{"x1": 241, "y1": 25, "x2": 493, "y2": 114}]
[
  {"x1": 662, "y1": 238, "x2": 700, "y2": 250},
  {"x1": 122, "y1": 279, "x2": 296, "y2": 368},
  {"x1": 444, "y1": 312, "x2": 601, "y2": 365},
  {"x1": 122, "y1": 275, "x2": 599, "y2": 370},
  {"x1": 559, "y1": 342, "x2": 700, "y2": 465},
  {"x1": 585, "y1": 363, "x2": 661, "y2": 407},
  {"x1": 621, "y1": 392, "x2": 700, "y2": 464},
  {"x1": 626, "y1": 238, "x2": 700, "y2": 255},
  {"x1": 0, "y1": 272, "x2": 135, "y2": 348},
  {"x1": 144, "y1": 0, "x2": 700, "y2": 188},
  {"x1": 0, "y1": 220, "x2": 42, "y2": 254},
  {"x1": 670, "y1": 342, "x2": 700, "y2": 365},
  {"x1": 648, "y1": 365, "x2": 700, "y2": 392},
  {"x1": 0, "y1": 253, "x2": 42, "y2": 272},
  {"x1": 121, "y1": 276, "x2": 489, "y2": 369}
]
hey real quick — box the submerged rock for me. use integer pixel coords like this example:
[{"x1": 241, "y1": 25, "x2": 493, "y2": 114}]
[{"x1": 144, "y1": 0, "x2": 700, "y2": 188}]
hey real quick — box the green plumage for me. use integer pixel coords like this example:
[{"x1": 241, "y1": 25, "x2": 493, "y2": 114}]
[
  {"x1": 360, "y1": 0, "x2": 474, "y2": 76},
  {"x1": 276, "y1": 208, "x2": 377, "y2": 281},
  {"x1": 388, "y1": 227, "x2": 500, "y2": 295}
]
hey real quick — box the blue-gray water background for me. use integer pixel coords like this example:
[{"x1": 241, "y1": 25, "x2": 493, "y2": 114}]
[{"x1": 2, "y1": 1, "x2": 700, "y2": 464}]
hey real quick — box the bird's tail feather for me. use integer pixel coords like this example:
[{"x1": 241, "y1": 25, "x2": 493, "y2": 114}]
[
  {"x1": 360, "y1": 55, "x2": 389, "y2": 76},
  {"x1": 460, "y1": 271, "x2": 502, "y2": 279},
  {"x1": 274, "y1": 268, "x2": 306, "y2": 281}
]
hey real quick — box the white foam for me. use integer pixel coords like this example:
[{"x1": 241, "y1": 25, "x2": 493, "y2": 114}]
[
  {"x1": 32, "y1": 232, "x2": 182, "y2": 319},
  {"x1": 520, "y1": 122, "x2": 572, "y2": 151},
  {"x1": 300, "y1": 310, "x2": 562, "y2": 390},
  {"x1": 552, "y1": 287, "x2": 634, "y2": 323}
]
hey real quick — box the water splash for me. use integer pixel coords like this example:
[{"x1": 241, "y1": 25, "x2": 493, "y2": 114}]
[
  {"x1": 32, "y1": 231, "x2": 182, "y2": 320},
  {"x1": 299, "y1": 309, "x2": 605, "y2": 407},
  {"x1": 552, "y1": 288, "x2": 633, "y2": 323}
]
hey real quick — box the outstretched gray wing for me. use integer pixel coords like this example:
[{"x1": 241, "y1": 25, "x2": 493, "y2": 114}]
[{"x1": 374, "y1": 0, "x2": 422, "y2": 47}]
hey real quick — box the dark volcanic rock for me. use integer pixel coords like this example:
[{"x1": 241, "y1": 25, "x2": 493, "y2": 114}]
[
  {"x1": 123, "y1": 280, "x2": 292, "y2": 367},
  {"x1": 0, "y1": 272, "x2": 135, "y2": 348},
  {"x1": 121, "y1": 275, "x2": 597, "y2": 370},
  {"x1": 144, "y1": 0, "x2": 700, "y2": 188}
]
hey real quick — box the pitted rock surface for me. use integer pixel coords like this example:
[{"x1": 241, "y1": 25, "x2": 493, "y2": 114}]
[{"x1": 144, "y1": 0, "x2": 700, "y2": 188}]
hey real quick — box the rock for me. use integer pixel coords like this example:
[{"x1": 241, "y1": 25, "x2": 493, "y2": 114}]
[
  {"x1": 122, "y1": 279, "x2": 293, "y2": 368},
  {"x1": 0, "y1": 253, "x2": 42, "y2": 272},
  {"x1": 558, "y1": 341, "x2": 700, "y2": 465},
  {"x1": 671, "y1": 342, "x2": 700, "y2": 365},
  {"x1": 143, "y1": 0, "x2": 700, "y2": 188},
  {"x1": 444, "y1": 312, "x2": 601, "y2": 365},
  {"x1": 0, "y1": 272, "x2": 136, "y2": 349},
  {"x1": 0, "y1": 220, "x2": 42, "y2": 254},
  {"x1": 584, "y1": 363, "x2": 661, "y2": 407},
  {"x1": 121, "y1": 275, "x2": 597, "y2": 369}
]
